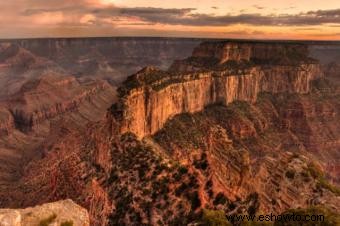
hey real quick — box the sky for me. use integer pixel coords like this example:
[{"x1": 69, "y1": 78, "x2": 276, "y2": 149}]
[{"x1": 0, "y1": 0, "x2": 340, "y2": 40}]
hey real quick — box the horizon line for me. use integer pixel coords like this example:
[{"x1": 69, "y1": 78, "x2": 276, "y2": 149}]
[{"x1": 0, "y1": 35, "x2": 340, "y2": 43}]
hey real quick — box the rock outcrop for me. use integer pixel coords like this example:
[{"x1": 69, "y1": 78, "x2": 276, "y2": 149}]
[
  {"x1": 112, "y1": 41, "x2": 322, "y2": 138},
  {"x1": 7, "y1": 73, "x2": 117, "y2": 132},
  {"x1": 0, "y1": 199, "x2": 89, "y2": 226}
]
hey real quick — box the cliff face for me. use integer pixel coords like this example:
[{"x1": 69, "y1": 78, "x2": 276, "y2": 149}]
[
  {"x1": 0, "y1": 199, "x2": 90, "y2": 226},
  {"x1": 7, "y1": 74, "x2": 117, "y2": 132},
  {"x1": 114, "y1": 46, "x2": 322, "y2": 138}
]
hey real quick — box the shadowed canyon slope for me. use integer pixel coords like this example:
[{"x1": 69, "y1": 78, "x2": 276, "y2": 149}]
[
  {"x1": 0, "y1": 74, "x2": 117, "y2": 188},
  {"x1": 0, "y1": 39, "x2": 339, "y2": 225}
]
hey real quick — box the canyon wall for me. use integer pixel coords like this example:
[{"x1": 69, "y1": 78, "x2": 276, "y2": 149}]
[
  {"x1": 7, "y1": 74, "x2": 117, "y2": 132},
  {"x1": 112, "y1": 41, "x2": 323, "y2": 138}
]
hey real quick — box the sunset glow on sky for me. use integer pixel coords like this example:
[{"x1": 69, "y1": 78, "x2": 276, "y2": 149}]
[{"x1": 0, "y1": 0, "x2": 339, "y2": 40}]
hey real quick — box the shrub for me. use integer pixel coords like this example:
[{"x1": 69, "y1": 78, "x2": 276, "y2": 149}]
[
  {"x1": 175, "y1": 183, "x2": 189, "y2": 196},
  {"x1": 316, "y1": 177, "x2": 340, "y2": 196},
  {"x1": 285, "y1": 170, "x2": 295, "y2": 179},
  {"x1": 189, "y1": 191, "x2": 201, "y2": 210},
  {"x1": 307, "y1": 163, "x2": 340, "y2": 195},
  {"x1": 178, "y1": 166, "x2": 189, "y2": 175},
  {"x1": 205, "y1": 180, "x2": 213, "y2": 189},
  {"x1": 201, "y1": 209, "x2": 231, "y2": 226},
  {"x1": 213, "y1": 193, "x2": 228, "y2": 206}
]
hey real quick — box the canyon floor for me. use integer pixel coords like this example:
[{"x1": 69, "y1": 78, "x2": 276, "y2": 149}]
[{"x1": 0, "y1": 38, "x2": 339, "y2": 226}]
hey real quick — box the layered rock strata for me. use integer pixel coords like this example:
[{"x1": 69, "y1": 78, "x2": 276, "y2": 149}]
[
  {"x1": 8, "y1": 74, "x2": 116, "y2": 132},
  {"x1": 112, "y1": 42, "x2": 322, "y2": 138}
]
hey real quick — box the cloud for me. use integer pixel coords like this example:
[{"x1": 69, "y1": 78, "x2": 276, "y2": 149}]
[
  {"x1": 21, "y1": 5, "x2": 340, "y2": 27},
  {"x1": 294, "y1": 27, "x2": 320, "y2": 31},
  {"x1": 252, "y1": 5, "x2": 265, "y2": 10},
  {"x1": 1, "y1": 1, "x2": 339, "y2": 39},
  {"x1": 116, "y1": 8, "x2": 340, "y2": 27},
  {"x1": 223, "y1": 29, "x2": 265, "y2": 36}
]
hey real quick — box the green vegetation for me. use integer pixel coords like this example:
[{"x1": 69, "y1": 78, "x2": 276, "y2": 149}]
[
  {"x1": 39, "y1": 213, "x2": 57, "y2": 226},
  {"x1": 108, "y1": 134, "x2": 203, "y2": 225},
  {"x1": 316, "y1": 177, "x2": 340, "y2": 196},
  {"x1": 228, "y1": 101, "x2": 252, "y2": 119},
  {"x1": 178, "y1": 166, "x2": 189, "y2": 175},
  {"x1": 154, "y1": 113, "x2": 206, "y2": 150},
  {"x1": 213, "y1": 193, "x2": 228, "y2": 206},
  {"x1": 60, "y1": 221, "x2": 74, "y2": 226},
  {"x1": 201, "y1": 209, "x2": 231, "y2": 226}
]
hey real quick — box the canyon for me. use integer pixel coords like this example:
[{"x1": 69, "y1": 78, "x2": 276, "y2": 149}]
[
  {"x1": 0, "y1": 38, "x2": 198, "y2": 190},
  {"x1": 0, "y1": 38, "x2": 339, "y2": 225}
]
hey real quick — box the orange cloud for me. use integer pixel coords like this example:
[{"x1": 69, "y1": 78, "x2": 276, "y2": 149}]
[{"x1": 0, "y1": 0, "x2": 339, "y2": 40}]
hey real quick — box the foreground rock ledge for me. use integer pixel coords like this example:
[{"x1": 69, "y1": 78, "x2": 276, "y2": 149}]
[{"x1": 0, "y1": 199, "x2": 89, "y2": 226}]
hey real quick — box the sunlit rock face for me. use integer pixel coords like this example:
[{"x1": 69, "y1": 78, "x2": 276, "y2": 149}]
[
  {"x1": 0, "y1": 199, "x2": 90, "y2": 226},
  {"x1": 112, "y1": 41, "x2": 323, "y2": 138}
]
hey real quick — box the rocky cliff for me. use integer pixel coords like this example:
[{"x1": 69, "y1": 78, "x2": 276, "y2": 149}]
[
  {"x1": 0, "y1": 199, "x2": 89, "y2": 226},
  {"x1": 112, "y1": 41, "x2": 322, "y2": 138}
]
